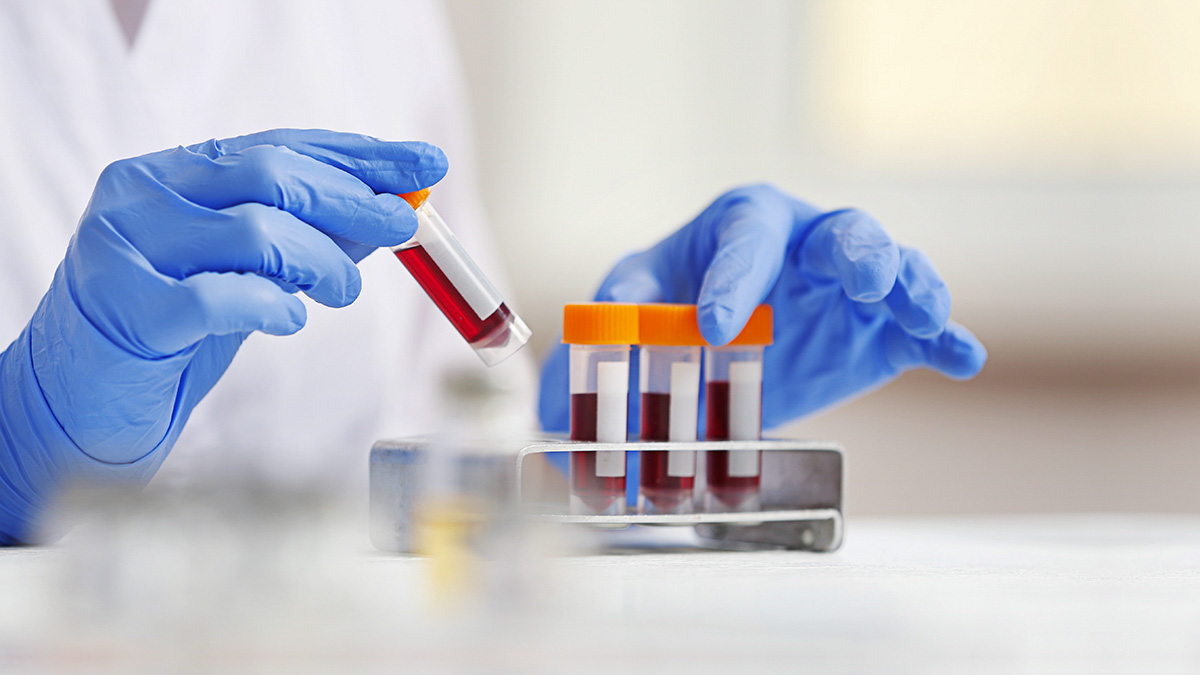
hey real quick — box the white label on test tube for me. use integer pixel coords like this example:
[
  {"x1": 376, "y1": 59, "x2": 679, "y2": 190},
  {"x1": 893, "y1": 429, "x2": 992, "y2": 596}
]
[
  {"x1": 667, "y1": 361, "x2": 699, "y2": 476},
  {"x1": 728, "y1": 360, "x2": 763, "y2": 477},
  {"x1": 594, "y1": 360, "x2": 628, "y2": 477},
  {"x1": 413, "y1": 207, "x2": 503, "y2": 320}
]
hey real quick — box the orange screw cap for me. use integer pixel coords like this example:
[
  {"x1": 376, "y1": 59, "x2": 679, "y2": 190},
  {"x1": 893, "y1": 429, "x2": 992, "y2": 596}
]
[
  {"x1": 637, "y1": 304, "x2": 705, "y2": 346},
  {"x1": 399, "y1": 188, "x2": 431, "y2": 210},
  {"x1": 562, "y1": 303, "x2": 639, "y2": 345}
]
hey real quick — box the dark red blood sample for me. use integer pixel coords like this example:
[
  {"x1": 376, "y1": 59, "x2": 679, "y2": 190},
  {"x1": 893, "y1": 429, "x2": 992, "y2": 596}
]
[
  {"x1": 705, "y1": 380, "x2": 760, "y2": 510},
  {"x1": 570, "y1": 392, "x2": 600, "y2": 442},
  {"x1": 569, "y1": 392, "x2": 625, "y2": 513},
  {"x1": 705, "y1": 381, "x2": 731, "y2": 440},
  {"x1": 640, "y1": 392, "x2": 693, "y2": 512},
  {"x1": 639, "y1": 392, "x2": 672, "y2": 442},
  {"x1": 395, "y1": 245, "x2": 510, "y2": 344}
]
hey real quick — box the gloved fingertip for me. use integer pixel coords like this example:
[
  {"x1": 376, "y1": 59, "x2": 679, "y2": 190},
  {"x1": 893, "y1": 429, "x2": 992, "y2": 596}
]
[
  {"x1": 826, "y1": 214, "x2": 899, "y2": 302},
  {"x1": 287, "y1": 296, "x2": 307, "y2": 327},
  {"x1": 923, "y1": 293, "x2": 953, "y2": 339},
  {"x1": 905, "y1": 322, "x2": 947, "y2": 341},
  {"x1": 419, "y1": 170, "x2": 448, "y2": 188},
  {"x1": 895, "y1": 298, "x2": 950, "y2": 340},
  {"x1": 885, "y1": 246, "x2": 952, "y2": 340},
  {"x1": 416, "y1": 141, "x2": 448, "y2": 165},
  {"x1": 844, "y1": 255, "x2": 897, "y2": 303},
  {"x1": 933, "y1": 324, "x2": 987, "y2": 380},
  {"x1": 261, "y1": 297, "x2": 307, "y2": 336},
  {"x1": 372, "y1": 194, "x2": 419, "y2": 244},
  {"x1": 300, "y1": 257, "x2": 363, "y2": 309},
  {"x1": 339, "y1": 267, "x2": 364, "y2": 307},
  {"x1": 697, "y1": 300, "x2": 737, "y2": 346},
  {"x1": 408, "y1": 142, "x2": 449, "y2": 185}
]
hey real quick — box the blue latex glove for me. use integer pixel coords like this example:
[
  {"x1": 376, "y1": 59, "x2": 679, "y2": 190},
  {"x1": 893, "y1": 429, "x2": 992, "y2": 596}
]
[
  {"x1": 0, "y1": 129, "x2": 447, "y2": 544},
  {"x1": 538, "y1": 185, "x2": 987, "y2": 497}
]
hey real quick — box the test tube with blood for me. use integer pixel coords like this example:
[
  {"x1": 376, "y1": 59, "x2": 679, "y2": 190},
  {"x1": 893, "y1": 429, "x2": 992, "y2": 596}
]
[
  {"x1": 704, "y1": 305, "x2": 773, "y2": 512},
  {"x1": 637, "y1": 304, "x2": 703, "y2": 515},
  {"x1": 394, "y1": 189, "x2": 531, "y2": 367},
  {"x1": 563, "y1": 303, "x2": 638, "y2": 516}
]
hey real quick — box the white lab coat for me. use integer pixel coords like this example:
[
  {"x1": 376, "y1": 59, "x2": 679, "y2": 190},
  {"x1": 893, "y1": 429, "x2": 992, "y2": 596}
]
[{"x1": 0, "y1": 0, "x2": 537, "y2": 492}]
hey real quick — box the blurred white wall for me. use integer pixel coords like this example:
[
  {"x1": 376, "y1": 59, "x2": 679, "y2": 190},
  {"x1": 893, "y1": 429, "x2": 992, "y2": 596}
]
[{"x1": 444, "y1": 0, "x2": 1200, "y2": 514}]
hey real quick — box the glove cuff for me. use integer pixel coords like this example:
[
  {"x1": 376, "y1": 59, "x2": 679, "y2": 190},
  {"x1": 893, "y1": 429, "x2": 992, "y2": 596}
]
[{"x1": 29, "y1": 267, "x2": 194, "y2": 465}]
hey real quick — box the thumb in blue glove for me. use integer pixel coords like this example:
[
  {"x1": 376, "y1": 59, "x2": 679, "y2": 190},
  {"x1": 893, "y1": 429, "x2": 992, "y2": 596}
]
[{"x1": 0, "y1": 129, "x2": 447, "y2": 544}]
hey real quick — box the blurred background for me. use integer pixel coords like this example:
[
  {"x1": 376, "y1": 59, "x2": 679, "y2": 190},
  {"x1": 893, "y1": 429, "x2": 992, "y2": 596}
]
[{"x1": 443, "y1": 0, "x2": 1200, "y2": 515}]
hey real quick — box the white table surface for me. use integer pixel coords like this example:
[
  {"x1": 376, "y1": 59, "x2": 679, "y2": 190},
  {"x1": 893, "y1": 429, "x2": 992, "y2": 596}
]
[{"x1": 1, "y1": 514, "x2": 1197, "y2": 674}]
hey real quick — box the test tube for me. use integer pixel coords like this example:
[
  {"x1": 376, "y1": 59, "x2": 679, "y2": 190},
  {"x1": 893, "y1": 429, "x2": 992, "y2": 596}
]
[
  {"x1": 704, "y1": 305, "x2": 772, "y2": 512},
  {"x1": 563, "y1": 303, "x2": 638, "y2": 516},
  {"x1": 394, "y1": 189, "x2": 531, "y2": 367},
  {"x1": 637, "y1": 304, "x2": 703, "y2": 515}
]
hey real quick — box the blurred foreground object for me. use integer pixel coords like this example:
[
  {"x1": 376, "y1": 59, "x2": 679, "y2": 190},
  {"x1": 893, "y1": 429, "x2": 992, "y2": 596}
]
[
  {"x1": 43, "y1": 480, "x2": 367, "y2": 636},
  {"x1": 399, "y1": 368, "x2": 550, "y2": 611}
]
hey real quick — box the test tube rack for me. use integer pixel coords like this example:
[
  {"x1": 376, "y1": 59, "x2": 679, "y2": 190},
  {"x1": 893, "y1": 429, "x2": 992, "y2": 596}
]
[{"x1": 369, "y1": 438, "x2": 844, "y2": 553}]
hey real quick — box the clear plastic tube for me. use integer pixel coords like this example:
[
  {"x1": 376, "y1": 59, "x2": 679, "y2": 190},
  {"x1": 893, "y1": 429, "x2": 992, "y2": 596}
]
[
  {"x1": 393, "y1": 197, "x2": 531, "y2": 367},
  {"x1": 704, "y1": 345, "x2": 764, "y2": 512},
  {"x1": 568, "y1": 344, "x2": 629, "y2": 516},
  {"x1": 638, "y1": 344, "x2": 700, "y2": 515}
]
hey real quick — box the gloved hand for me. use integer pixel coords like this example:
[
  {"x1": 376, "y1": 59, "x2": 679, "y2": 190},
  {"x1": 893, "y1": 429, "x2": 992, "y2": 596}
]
[
  {"x1": 539, "y1": 183, "x2": 987, "y2": 438},
  {"x1": 0, "y1": 129, "x2": 446, "y2": 544}
]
